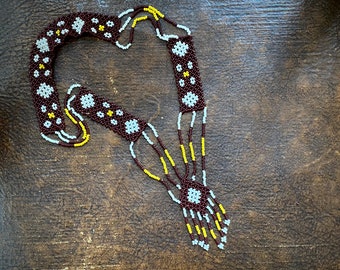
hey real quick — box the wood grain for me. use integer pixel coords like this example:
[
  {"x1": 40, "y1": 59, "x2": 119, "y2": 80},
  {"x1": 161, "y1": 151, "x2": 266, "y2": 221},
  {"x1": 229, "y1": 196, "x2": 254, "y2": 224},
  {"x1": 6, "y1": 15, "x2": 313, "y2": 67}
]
[{"x1": 0, "y1": 0, "x2": 339, "y2": 269}]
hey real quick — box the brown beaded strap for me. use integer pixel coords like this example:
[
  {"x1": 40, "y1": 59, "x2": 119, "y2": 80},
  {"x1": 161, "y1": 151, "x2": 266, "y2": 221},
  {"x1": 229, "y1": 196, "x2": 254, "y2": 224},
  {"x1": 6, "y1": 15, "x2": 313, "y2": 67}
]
[
  {"x1": 29, "y1": 7, "x2": 204, "y2": 145},
  {"x1": 29, "y1": 6, "x2": 230, "y2": 251},
  {"x1": 71, "y1": 87, "x2": 147, "y2": 142},
  {"x1": 168, "y1": 35, "x2": 205, "y2": 113}
]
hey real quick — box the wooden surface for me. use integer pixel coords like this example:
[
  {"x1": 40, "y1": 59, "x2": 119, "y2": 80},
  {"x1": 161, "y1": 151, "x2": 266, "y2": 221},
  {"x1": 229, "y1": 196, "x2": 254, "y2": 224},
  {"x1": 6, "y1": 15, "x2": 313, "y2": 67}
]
[{"x1": 0, "y1": 0, "x2": 339, "y2": 269}]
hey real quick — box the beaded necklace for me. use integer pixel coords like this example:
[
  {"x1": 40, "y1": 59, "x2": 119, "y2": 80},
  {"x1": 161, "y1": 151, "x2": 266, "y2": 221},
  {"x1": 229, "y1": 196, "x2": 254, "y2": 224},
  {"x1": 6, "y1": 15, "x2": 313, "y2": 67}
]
[{"x1": 29, "y1": 6, "x2": 230, "y2": 251}]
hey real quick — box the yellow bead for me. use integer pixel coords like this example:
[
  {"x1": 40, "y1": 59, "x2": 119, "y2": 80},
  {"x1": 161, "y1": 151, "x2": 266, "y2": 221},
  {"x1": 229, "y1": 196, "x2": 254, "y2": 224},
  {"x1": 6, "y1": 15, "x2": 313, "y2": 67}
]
[
  {"x1": 79, "y1": 122, "x2": 87, "y2": 139},
  {"x1": 148, "y1": 6, "x2": 164, "y2": 18},
  {"x1": 186, "y1": 223, "x2": 193, "y2": 234},
  {"x1": 215, "y1": 220, "x2": 221, "y2": 231},
  {"x1": 164, "y1": 149, "x2": 175, "y2": 167},
  {"x1": 201, "y1": 137, "x2": 205, "y2": 156},
  {"x1": 74, "y1": 134, "x2": 90, "y2": 147},
  {"x1": 189, "y1": 142, "x2": 195, "y2": 161},
  {"x1": 98, "y1": 25, "x2": 105, "y2": 31},
  {"x1": 143, "y1": 169, "x2": 160, "y2": 181},
  {"x1": 202, "y1": 227, "x2": 207, "y2": 238},
  {"x1": 216, "y1": 212, "x2": 222, "y2": 222},
  {"x1": 106, "y1": 110, "x2": 113, "y2": 117},
  {"x1": 210, "y1": 229, "x2": 217, "y2": 239},
  {"x1": 64, "y1": 109, "x2": 77, "y2": 124},
  {"x1": 219, "y1": 203, "x2": 226, "y2": 214},
  {"x1": 143, "y1": 7, "x2": 159, "y2": 20},
  {"x1": 195, "y1": 225, "x2": 201, "y2": 235},
  {"x1": 180, "y1": 144, "x2": 188, "y2": 164},
  {"x1": 160, "y1": 157, "x2": 168, "y2": 175},
  {"x1": 132, "y1": 16, "x2": 148, "y2": 28}
]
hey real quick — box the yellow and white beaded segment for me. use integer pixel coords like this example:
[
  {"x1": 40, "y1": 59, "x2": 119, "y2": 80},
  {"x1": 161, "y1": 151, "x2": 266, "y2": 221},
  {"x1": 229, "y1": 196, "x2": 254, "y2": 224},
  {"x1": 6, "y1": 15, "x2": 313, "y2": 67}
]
[
  {"x1": 202, "y1": 107, "x2": 207, "y2": 186},
  {"x1": 183, "y1": 207, "x2": 211, "y2": 250},
  {"x1": 129, "y1": 124, "x2": 181, "y2": 204},
  {"x1": 40, "y1": 84, "x2": 90, "y2": 146},
  {"x1": 147, "y1": 123, "x2": 182, "y2": 191},
  {"x1": 116, "y1": 5, "x2": 191, "y2": 50},
  {"x1": 64, "y1": 84, "x2": 90, "y2": 147},
  {"x1": 128, "y1": 113, "x2": 230, "y2": 250},
  {"x1": 66, "y1": 84, "x2": 85, "y2": 122},
  {"x1": 189, "y1": 111, "x2": 197, "y2": 181},
  {"x1": 207, "y1": 190, "x2": 230, "y2": 249},
  {"x1": 177, "y1": 112, "x2": 189, "y2": 166},
  {"x1": 179, "y1": 107, "x2": 230, "y2": 250},
  {"x1": 147, "y1": 122, "x2": 180, "y2": 190},
  {"x1": 184, "y1": 200, "x2": 230, "y2": 251}
]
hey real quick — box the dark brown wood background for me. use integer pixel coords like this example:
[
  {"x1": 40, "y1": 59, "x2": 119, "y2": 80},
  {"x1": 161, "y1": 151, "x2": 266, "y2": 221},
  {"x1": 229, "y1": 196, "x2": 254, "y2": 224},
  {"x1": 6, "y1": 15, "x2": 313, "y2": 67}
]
[{"x1": 0, "y1": 0, "x2": 339, "y2": 269}]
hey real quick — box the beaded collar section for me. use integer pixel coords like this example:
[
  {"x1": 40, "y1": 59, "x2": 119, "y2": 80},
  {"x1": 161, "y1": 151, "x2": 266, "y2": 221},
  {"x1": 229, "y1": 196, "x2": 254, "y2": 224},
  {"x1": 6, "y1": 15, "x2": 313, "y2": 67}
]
[{"x1": 29, "y1": 6, "x2": 230, "y2": 251}]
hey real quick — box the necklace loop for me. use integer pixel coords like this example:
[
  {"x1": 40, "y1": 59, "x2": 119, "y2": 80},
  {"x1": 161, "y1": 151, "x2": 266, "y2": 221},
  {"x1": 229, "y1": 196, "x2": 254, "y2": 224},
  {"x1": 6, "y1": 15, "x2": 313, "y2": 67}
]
[{"x1": 29, "y1": 6, "x2": 230, "y2": 250}]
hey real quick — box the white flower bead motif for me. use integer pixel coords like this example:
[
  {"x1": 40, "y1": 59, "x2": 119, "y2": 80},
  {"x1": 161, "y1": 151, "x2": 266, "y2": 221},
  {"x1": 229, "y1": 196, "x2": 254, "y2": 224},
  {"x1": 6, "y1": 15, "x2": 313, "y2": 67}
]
[
  {"x1": 190, "y1": 77, "x2": 196, "y2": 85},
  {"x1": 187, "y1": 61, "x2": 193, "y2": 69},
  {"x1": 43, "y1": 57, "x2": 49, "y2": 63},
  {"x1": 41, "y1": 105, "x2": 47, "y2": 113},
  {"x1": 56, "y1": 118, "x2": 62, "y2": 125},
  {"x1": 172, "y1": 41, "x2": 189, "y2": 57},
  {"x1": 91, "y1": 18, "x2": 99, "y2": 24},
  {"x1": 37, "y1": 83, "x2": 54, "y2": 99},
  {"x1": 91, "y1": 27, "x2": 97, "y2": 34},
  {"x1": 47, "y1": 30, "x2": 54, "y2": 37},
  {"x1": 102, "y1": 102, "x2": 110, "y2": 108},
  {"x1": 97, "y1": 111, "x2": 104, "y2": 118},
  {"x1": 179, "y1": 79, "x2": 185, "y2": 87},
  {"x1": 61, "y1": 29, "x2": 69, "y2": 35},
  {"x1": 36, "y1": 37, "x2": 49, "y2": 53},
  {"x1": 57, "y1": 21, "x2": 65, "y2": 27},
  {"x1": 116, "y1": 109, "x2": 123, "y2": 116},
  {"x1": 182, "y1": 91, "x2": 199, "y2": 108},
  {"x1": 176, "y1": 64, "x2": 182, "y2": 72},
  {"x1": 187, "y1": 187, "x2": 201, "y2": 204},
  {"x1": 52, "y1": 103, "x2": 58, "y2": 110},
  {"x1": 33, "y1": 54, "x2": 39, "y2": 62},
  {"x1": 80, "y1": 93, "x2": 95, "y2": 109},
  {"x1": 110, "y1": 119, "x2": 118, "y2": 125},
  {"x1": 125, "y1": 119, "x2": 139, "y2": 134},
  {"x1": 104, "y1": 32, "x2": 112, "y2": 38},
  {"x1": 72, "y1": 17, "x2": 85, "y2": 34},
  {"x1": 44, "y1": 120, "x2": 52, "y2": 128},
  {"x1": 55, "y1": 38, "x2": 61, "y2": 44},
  {"x1": 106, "y1": 21, "x2": 114, "y2": 27},
  {"x1": 34, "y1": 70, "x2": 39, "y2": 78},
  {"x1": 44, "y1": 70, "x2": 50, "y2": 76}
]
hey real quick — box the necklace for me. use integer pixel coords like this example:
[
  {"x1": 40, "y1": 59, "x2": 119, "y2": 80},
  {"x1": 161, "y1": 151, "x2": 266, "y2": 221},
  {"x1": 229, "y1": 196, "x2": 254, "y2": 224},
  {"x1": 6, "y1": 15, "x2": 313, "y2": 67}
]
[{"x1": 29, "y1": 5, "x2": 230, "y2": 251}]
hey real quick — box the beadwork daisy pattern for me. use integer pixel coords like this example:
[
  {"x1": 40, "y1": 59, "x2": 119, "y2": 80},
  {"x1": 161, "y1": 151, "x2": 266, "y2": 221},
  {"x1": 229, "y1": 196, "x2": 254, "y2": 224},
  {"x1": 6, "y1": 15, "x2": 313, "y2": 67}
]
[
  {"x1": 71, "y1": 88, "x2": 147, "y2": 142},
  {"x1": 80, "y1": 93, "x2": 95, "y2": 109},
  {"x1": 182, "y1": 92, "x2": 199, "y2": 108},
  {"x1": 72, "y1": 17, "x2": 85, "y2": 34},
  {"x1": 172, "y1": 41, "x2": 189, "y2": 57},
  {"x1": 33, "y1": 56, "x2": 51, "y2": 78},
  {"x1": 175, "y1": 60, "x2": 197, "y2": 88},
  {"x1": 36, "y1": 38, "x2": 49, "y2": 53},
  {"x1": 125, "y1": 119, "x2": 140, "y2": 134},
  {"x1": 167, "y1": 36, "x2": 205, "y2": 112},
  {"x1": 40, "y1": 102, "x2": 62, "y2": 130},
  {"x1": 187, "y1": 187, "x2": 202, "y2": 204},
  {"x1": 90, "y1": 16, "x2": 116, "y2": 39},
  {"x1": 37, "y1": 83, "x2": 54, "y2": 99}
]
